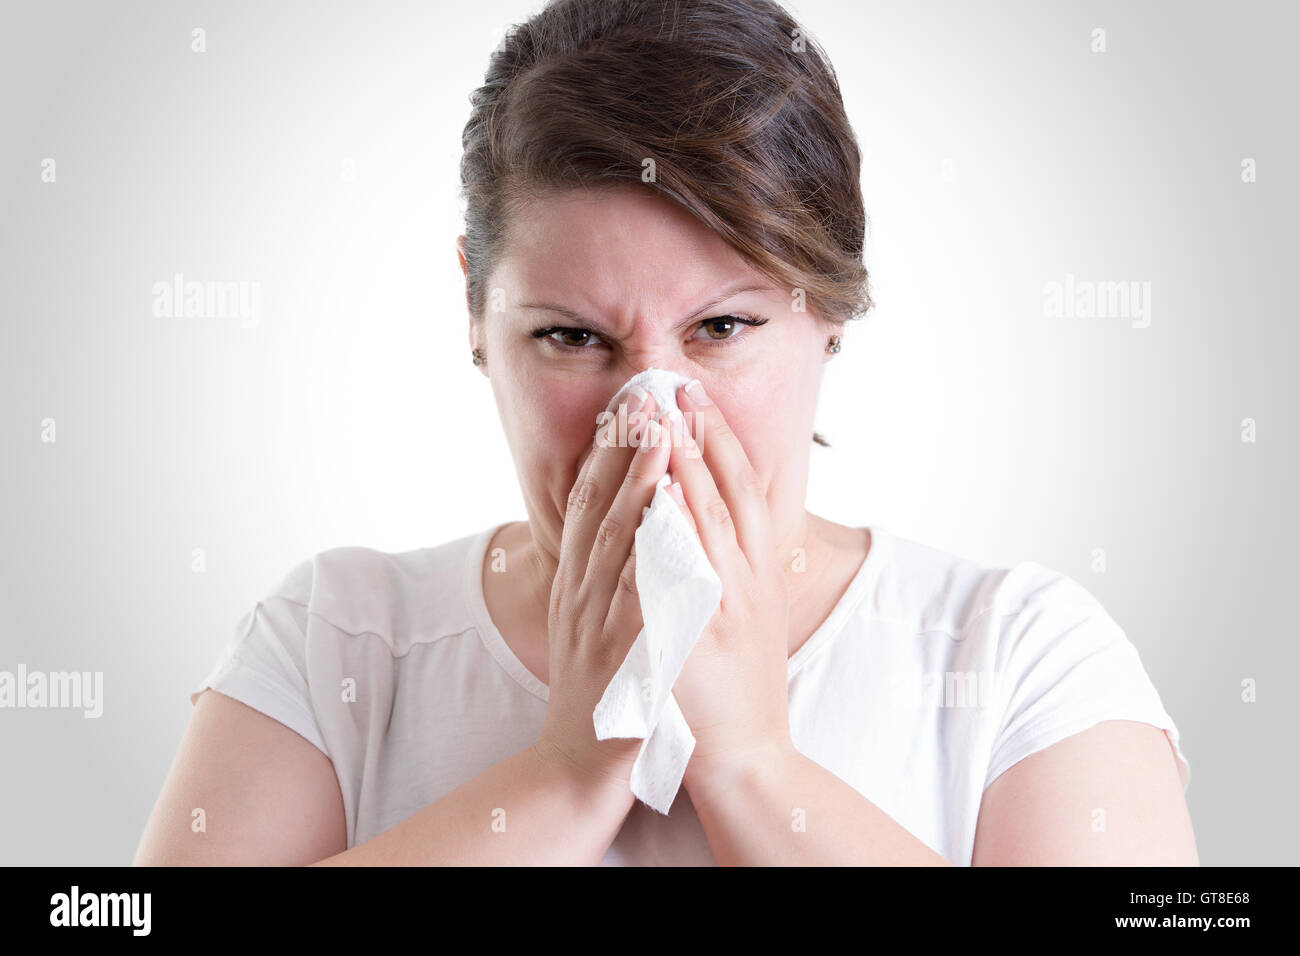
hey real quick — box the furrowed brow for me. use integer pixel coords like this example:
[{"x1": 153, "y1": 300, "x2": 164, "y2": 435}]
[{"x1": 520, "y1": 283, "x2": 777, "y2": 336}]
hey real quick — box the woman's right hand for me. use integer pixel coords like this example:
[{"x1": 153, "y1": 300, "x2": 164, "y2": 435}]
[{"x1": 532, "y1": 388, "x2": 674, "y2": 797}]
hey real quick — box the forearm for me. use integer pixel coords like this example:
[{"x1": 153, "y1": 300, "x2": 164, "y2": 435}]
[
  {"x1": 684, "y1": 742, "x2": 953, "y2": 866},
  {"x1": 311, "y1": 743, "x2": 635, "y2": 865}
]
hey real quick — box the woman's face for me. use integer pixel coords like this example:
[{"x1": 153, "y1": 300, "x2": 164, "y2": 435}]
[{"x1": 461, "y1": 185, "x2": 838, "y2": 562}]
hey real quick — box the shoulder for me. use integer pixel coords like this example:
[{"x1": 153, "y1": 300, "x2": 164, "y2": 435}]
[
  {"x1": 257, "y1": 526, "x2": 496, "y2": 655},
  {"x1": 861, "y1": 529, "x2": 1188, "y2": 792},
  {"x1": 865, "y1": 528, "x2": 1126, "y2": 665},
  {"x1": 866, "y1": 529, "x2": 1081, "y2": 639}
]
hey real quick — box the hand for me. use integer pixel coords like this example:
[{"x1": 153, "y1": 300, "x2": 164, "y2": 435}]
[
  {"x1": 532, "y1": 389, "x2": 675, "y2": 798},
  {"x1": 662, "y1": 379, "x2": 796, "y2": 791}
]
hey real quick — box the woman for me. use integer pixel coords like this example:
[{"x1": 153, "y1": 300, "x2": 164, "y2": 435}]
[{"x1": 134, "y1": 0, "x2": 1196, "y2": 866}]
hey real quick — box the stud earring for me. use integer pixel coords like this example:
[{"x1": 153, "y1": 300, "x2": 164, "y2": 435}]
[
  {"x1": 826, "y1": 335, "x2": 841, "y2": 354},
  {"x1": 471, "y1": 348, "x2": 486, "y2": 366}
]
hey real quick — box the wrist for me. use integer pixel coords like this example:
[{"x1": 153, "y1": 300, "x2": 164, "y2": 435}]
[
  {"x1": 528, "y1": 738, "x2": 638, "y2": 811},
  {"x1": 683, "y1": 735, "x2": 799, "y2": 812}
]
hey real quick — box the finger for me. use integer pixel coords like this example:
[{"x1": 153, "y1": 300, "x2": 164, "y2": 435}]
[
  {"x1": 557, "y1": 393, "x2": 658, "y2": 595},
  {"x1": 676, "y1": 379, "x2": 771, "y2": 568},
  {"x1": 556, "y1": 396, "x2": 628, "y2": 595},
  {"x1": 663, "y1": 407, "x2": 749, "y2": 585},
  {"x1": 663, "y1": 478, "x2": 697, "y2": 534},
  {"x1": 583, "y1": 410, "x2": 671, "y2": 617},
  {"x1": 602, "y1": 543, "x2": 644, "y2": 665},
  {"x1": 575, "y1": 384, "x2": 646, "y2": 479}
]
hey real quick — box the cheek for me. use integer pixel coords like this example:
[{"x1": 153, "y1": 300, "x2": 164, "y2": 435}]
[
  {"x1": 508, "y1": 377, "x2": 607, "y2": 476},
  {"x1": 706, "y1": 373, "x2": 808, "y2": 477}
]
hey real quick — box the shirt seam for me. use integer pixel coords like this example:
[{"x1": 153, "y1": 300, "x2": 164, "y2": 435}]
[
  {"x1": 258, "y1": 594, "x2": 480, "y2": 659},
  {"x1": 862, "y1": 587, "x2": 1110, "y2": 645}
]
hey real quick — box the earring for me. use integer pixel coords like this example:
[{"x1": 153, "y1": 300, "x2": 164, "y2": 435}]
[
  {"x1": 471, "y1": 347, "x2": 486, "y2": 366},
  {"x1": 826, "y1": 335, "x2": 841, "y2": 354}
]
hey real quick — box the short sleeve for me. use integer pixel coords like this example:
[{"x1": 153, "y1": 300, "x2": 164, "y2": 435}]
[
  {"x1": 190, "y1": 559, "x2": 329, "y2": 757},
  {"x1": 983, "y1": 568, "x2": 1190, "y2": 793}
]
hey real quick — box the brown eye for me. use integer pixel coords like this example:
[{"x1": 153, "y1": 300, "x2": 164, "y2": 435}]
[
  {"x1": 530, "y1": 324, "x2": 607, "y2": 352},
  {"x1": 554, "y1": 329, "x2": 593, "y2": 347},
  {"x1": 693, "y1": 314, "x2": 767, "y2": 344},
  {"x1": 702, "y1": 317, "x2": 738, "y2": 340}
]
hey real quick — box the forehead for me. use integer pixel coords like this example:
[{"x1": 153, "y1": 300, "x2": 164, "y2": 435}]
[{"x1": 498, "y1": 186, "x2": 769, "y2": 316}]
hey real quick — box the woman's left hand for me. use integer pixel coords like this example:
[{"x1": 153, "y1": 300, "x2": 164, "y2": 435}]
[{"x1": 663, "y1": 379, "x2": 795, "y2": 790}]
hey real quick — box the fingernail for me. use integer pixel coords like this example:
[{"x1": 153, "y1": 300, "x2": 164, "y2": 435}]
[
  {"x1": 667, "y1": 481, "x2": 685, "y2": 506},
  {"x1": 684, "y1": 379, "x2": 711, "y2": 406},
  {"x1": 637, "y1": 419, "x2": 661, "y2": 454},
  {"x1": 627, "y1": 385, "x2": 649, "y2": 411}
]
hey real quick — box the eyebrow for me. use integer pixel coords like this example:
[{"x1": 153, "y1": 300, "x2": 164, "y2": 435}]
[{"x1": 518, "y1": 284, "x2": 777, "y2": 336}]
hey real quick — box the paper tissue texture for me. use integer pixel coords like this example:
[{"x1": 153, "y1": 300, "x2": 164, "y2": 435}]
[{"x1": 591, "y1": 368, "x2": 723, "y2": 814}]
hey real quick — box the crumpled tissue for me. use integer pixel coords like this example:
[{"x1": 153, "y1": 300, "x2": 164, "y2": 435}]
[{"x1": 590, "y1": 368, "x2": 722, "y2": 814}]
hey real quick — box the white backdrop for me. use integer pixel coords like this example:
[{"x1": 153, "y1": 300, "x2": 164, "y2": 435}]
[{"x1": 1, "y1": 0, "x2": 1295, "y2": 864}]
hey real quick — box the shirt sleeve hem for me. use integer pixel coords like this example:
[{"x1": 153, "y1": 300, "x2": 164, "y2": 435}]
[
  {"x1": 984, "y1": 706, "x2": 1191, "y2": 794},
  {"x1": 190, "y1": 655, "x2": 330, "y2": 758}
]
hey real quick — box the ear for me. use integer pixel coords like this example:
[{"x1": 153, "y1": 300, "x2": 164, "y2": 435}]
[
  {"x1": 467, "y1": 321, "x2": 488, "y2": 378},
  {"x1": 456, "y1": 235, "x2": 471, "y2": 312},
  {"x1": 460, "y1": 236, "x2": 472, "y2": 345},
  {"x1": 459, "y1": 236, "x2": 489, "y2": 377},
  {"x1": 818, "y1": 312, "x2": 840, "y2": 363}
]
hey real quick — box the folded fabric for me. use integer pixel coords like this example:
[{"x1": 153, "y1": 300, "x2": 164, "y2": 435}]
[{"x1": 590, "y1": 368, "x2": 723, "y2": 814}]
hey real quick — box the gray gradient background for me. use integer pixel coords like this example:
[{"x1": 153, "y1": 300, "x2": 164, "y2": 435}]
[{"x1": 1, "y1": 0, "x2": 1295, "y2": 865}]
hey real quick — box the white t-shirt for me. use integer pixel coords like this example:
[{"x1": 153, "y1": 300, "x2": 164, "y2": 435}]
[{"x1": 191, "y1": 522, "x2": 1190, "y2": 865}]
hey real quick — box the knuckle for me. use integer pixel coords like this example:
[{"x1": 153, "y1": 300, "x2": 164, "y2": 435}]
[
  {"x1": 704, "y1": 495, "x2": 732, "y2": 528},
  {"x1": 738, "y1": 465, "x2": 765, "y2": 500},
  {"x1": 594, "y1": 513, "x2": 623, "y2": 551},
  {"x1": 567, "y1": 474, "x2": 600, "y2": 516},
  {"x1": 617, "y1": 560, "x2": 639, "y2": 599},
  {"x1": 548, "y1": 585, "x2": 571, "y2": 633}
]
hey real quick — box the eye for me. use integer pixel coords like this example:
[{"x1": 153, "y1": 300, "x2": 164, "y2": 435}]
[
  {"x1": 530, "y1": 314, "x2": 769, "y2": 354},
  {"x1": 544, "y1": 328, "x2": 600, "y2": 349},
  {"x1": 692, "y1": 314, "x2": 769, "y2": 343}
]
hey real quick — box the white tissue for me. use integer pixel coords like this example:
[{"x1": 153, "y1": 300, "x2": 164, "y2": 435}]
[{"x1": 591, "y1": 368, "x2": 723, "y2": 814}]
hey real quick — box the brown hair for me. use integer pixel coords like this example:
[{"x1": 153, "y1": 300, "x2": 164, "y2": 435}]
[{"x1": 459, "y1": 0, "x2": 871, "y2": 445}]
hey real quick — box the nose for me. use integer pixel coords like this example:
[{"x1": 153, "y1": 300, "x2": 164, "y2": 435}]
[
  {"x1": 575, "y1": 369, "x2": 681, "y2": 475},
  {"x1": 603, "y1": 366, "x2": 693, "y2": 419}
]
